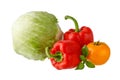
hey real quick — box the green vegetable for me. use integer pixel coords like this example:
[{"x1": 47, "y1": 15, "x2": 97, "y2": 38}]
[
  {"x1": 76, "y1": 45, "x2": 95, "y2": 70},
  {"x1": 86, "y1": 61, "x2": 95, "y2": 68},
  {"x1": 82, "y1": 45, "x2": 89, "y2": 57},
  {"x1": 75, "y1": 62, "x2": 84, "y2": 70},
  {"x1": 12, "y1": 11, "x2": 63, "y2": 60}
]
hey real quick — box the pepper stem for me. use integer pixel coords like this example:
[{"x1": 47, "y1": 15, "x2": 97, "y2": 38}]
[
  {"x1": 65, "y1": 15, "x2": 80, "y2": 32},
  {"x1": 45, "y1": 47, "x2": 63, "y2": 62},
  {"x1": 45, "y1": 47, "x2": 53, "y2": 58}
]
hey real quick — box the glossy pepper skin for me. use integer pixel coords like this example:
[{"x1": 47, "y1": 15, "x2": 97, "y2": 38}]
[
  {"x1": 64, "y1": 15, "x2": 94, "y2": 47},
  {"x1": 46, "y1": 40, "x2": 82, "y2": 70}
]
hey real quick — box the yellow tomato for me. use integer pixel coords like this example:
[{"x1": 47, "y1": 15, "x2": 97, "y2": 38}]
[{"x1": 87, "y1": 41, "x2": 110, "y2": 65}]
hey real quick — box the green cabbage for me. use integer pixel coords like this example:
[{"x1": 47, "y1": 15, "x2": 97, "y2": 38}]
[{"x1": 12, "y1": 11, "x2": 63, "y2": 60}]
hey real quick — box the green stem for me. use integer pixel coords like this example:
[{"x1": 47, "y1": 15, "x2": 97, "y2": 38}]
[
  {"x1": 94, "y1": 40, "x2": 100, "y2": 45},
  {"x1": 96, "y1": 41, "x2": 100, "y2": 45},
  {"x1": 45, "y1": 47, "x2": 63, "y2": 62},
  {"x1": 45, "y1": 47, "x2": 53, "y2": 58},
  {"x1": 65, "y1": 15, "x2": 80, "y2": 32}
]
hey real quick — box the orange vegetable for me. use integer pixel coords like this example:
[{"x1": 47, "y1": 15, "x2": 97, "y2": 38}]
[{"x1": 87, "y1": 41, "x2": 110, "y2": 65}]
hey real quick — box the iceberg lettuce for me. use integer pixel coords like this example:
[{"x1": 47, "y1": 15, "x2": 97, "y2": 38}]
[{"x1": 12, "y1": 11, "x2": 63, "y2": 60}]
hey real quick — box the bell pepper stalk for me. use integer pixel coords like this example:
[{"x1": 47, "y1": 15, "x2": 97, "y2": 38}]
[
  {"x1": 45, "y1": 40, "x2": 82, "y2": 70},
  {"x1": 64, "y1": 15, "x2": 94, "y2": 47},
  {"x1": 45, "y1": 47, "x2": 63, "y2": 62}
]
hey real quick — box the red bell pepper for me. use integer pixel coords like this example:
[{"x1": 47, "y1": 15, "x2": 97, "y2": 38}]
[
  {"x1": 64, "y1": 15, "x2": 94, "y2": 47},
  {"x1": 45, "y1": 40, "x2": 82, "y2": 70}
]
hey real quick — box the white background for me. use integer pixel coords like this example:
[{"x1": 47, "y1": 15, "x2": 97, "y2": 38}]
[{"x1": 0, "y1": 0, "x2": 119, "y2": 80}]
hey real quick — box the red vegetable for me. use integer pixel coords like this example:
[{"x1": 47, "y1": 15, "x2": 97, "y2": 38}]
[
  {"x1": 64, "y1": 15, "x2": 94, "y2": 47},
  {"x1": 45, "y1": 40, "x2": 82, "y2": 70}
]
